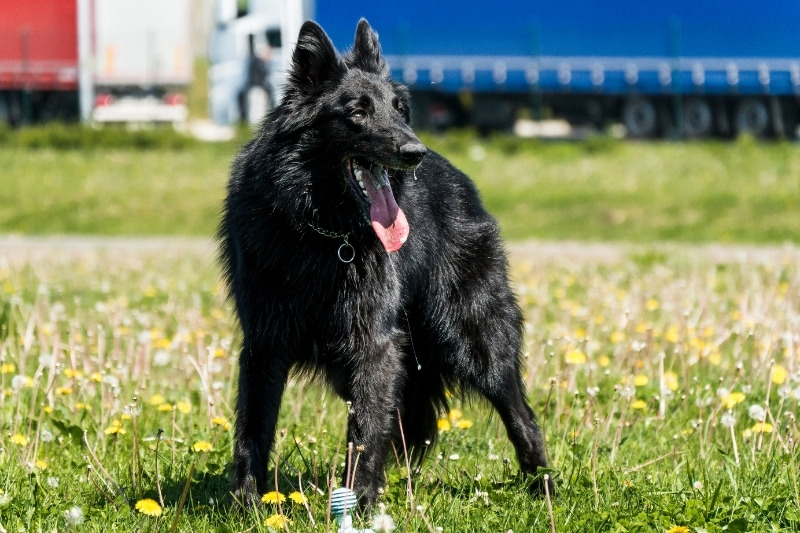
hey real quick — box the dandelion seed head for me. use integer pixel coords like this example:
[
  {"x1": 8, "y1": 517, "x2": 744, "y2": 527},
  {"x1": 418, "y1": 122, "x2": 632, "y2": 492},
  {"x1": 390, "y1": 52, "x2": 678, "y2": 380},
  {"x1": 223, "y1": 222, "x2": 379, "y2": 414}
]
[
  {"x1": 153, "y1": 350, "x2": 171, "y2": 366},
  {"x1": 721, "y1": 412, "x2": 737, "y2": 428},
  {"x1": 748, "y1": 404, "x2": 766, "y2": 422},
  {"x1": 64, "y1": 506, "x2": 84, "y2": 525}
]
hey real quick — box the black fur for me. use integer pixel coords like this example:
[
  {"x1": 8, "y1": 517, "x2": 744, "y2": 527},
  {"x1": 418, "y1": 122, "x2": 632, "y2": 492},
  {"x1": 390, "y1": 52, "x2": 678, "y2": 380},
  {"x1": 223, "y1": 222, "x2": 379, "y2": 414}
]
[{"x1": 218, "y1": 19, "x2": 551, "y2": 507}]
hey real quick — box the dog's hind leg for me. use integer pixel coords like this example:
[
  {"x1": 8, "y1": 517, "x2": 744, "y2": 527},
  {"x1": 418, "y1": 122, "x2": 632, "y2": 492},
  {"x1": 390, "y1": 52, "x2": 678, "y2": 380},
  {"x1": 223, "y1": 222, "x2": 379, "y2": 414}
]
[
  {"x1": 233, "y1": 341, "x2": 290, "y2": 507},
  {"x1": 475, "y1": 362, "x2": 554, "y2": 495}
]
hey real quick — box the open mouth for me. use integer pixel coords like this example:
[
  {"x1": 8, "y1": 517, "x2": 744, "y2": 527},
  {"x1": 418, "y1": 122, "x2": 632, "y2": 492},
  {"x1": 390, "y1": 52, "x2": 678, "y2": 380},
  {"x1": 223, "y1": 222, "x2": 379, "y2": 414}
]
[{"x1": 345, "y1": 158, "x2": 409, "y2": 253}]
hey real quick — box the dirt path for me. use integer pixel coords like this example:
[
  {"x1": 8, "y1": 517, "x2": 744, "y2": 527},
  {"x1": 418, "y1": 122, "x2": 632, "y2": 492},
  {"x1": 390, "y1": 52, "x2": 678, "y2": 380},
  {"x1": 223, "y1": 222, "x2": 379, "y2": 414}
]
[{"x1": 1, "y1": 235, "x2": 798, "y2": 267}]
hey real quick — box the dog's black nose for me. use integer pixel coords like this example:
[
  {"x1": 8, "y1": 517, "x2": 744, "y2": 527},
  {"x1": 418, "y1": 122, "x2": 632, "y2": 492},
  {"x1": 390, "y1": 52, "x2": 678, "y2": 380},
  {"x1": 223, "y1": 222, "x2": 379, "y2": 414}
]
[{"x1": 399, "y1": 142, "x2": 427, "y2": 165}]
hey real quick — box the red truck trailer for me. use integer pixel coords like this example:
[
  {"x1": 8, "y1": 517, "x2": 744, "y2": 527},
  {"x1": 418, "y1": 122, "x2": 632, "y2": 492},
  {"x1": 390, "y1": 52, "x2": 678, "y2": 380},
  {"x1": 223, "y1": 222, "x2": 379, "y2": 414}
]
[{"x1": 0, "y1": 0, "x2": 191, "y2": 125}]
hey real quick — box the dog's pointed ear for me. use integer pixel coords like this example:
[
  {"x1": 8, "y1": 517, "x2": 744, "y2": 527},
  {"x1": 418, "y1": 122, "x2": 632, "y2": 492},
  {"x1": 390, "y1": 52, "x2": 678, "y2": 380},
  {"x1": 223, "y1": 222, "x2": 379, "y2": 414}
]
[
  {"x1": 288, "y1": 21, "x2": 344, "y2": 93},
  {"x1": 349, "y1": 18, "x2": 387, "y2": 74}
]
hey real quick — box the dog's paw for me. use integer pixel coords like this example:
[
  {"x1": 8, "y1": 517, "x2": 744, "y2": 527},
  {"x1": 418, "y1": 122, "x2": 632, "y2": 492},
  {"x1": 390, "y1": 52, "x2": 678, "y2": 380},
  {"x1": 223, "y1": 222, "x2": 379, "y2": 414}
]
[{"x1": 233, "y1": 477, "x2": 262, "y2": 509}]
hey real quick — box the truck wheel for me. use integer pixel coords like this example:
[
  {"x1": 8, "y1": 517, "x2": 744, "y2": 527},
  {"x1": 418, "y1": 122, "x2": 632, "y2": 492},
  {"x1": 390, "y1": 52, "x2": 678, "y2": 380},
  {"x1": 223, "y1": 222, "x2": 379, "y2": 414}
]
[
  {"x1": 734, "y1": 98, "x2": 769, "y2": 138},
  {"x1": 682, "y1": 98, "x2": 712, "y2": 138},
  {"x1": 622, "y1": 97, "x2": 657, "y2": 138},
  {"x1": 0, "y1": 94, "x2": 8, "y2": 125}
]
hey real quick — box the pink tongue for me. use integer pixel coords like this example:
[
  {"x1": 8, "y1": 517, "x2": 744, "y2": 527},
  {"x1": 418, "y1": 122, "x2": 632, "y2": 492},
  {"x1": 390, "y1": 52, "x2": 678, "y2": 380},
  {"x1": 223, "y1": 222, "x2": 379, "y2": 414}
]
[{"x1": 363, "y1": 174, "x2": 409, "y2": 253}]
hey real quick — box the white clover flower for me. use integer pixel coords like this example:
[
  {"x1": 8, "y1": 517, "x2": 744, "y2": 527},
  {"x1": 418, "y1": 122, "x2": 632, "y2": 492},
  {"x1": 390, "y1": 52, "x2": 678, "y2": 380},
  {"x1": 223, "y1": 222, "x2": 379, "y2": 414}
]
[
  {"x1": 748, "y1": 404, "x2": 766, "y2": 422},
  {"x1": 449, "y1": 453, "x2": 460, "y2": 461},
  {"x1": 693, "y1": 481, "x2": 703, "y2": 490},
  {"x1": 720, "y1": 412, "x2": 737, "y2": 428},
  {"x1": 47, "y1": 477, "x2": 60, "y2": 488},
  {"x1": 64, "y1": 506, "x2": 84, "y2": 526},
  {"x1": 0, "y1": 492, "x2": 10, "y2": 508}
]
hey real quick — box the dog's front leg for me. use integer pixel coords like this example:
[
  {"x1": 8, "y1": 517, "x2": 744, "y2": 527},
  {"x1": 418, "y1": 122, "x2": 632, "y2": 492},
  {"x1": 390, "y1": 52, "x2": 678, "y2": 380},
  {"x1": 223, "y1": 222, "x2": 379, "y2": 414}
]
[
  {"x1": 233, "y1": 340, "x2": 291, "y2": 507},
  {"x1": 342, "y1": 342, "x2": 403, "y2": 507}
]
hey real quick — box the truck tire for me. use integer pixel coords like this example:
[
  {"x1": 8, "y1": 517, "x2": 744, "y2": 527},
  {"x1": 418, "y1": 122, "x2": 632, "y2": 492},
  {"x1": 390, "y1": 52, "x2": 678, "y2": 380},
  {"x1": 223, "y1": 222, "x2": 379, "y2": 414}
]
[
  {"x1": 682, "y1": 98, "x2": 713, "y2": 138},
  {"x1": 734, "y1": 98, "x2": 769, "y2": 138},
  {"x1": 622, "y1": 97, "x2": 657, "y2": 138}
]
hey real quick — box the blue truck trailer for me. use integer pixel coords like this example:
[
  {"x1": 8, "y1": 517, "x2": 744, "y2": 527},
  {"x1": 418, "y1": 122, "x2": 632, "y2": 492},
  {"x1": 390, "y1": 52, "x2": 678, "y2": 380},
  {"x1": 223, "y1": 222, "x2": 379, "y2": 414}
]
[{"x1": 211, "y1": 0, "x2": 800, "y2": 138}]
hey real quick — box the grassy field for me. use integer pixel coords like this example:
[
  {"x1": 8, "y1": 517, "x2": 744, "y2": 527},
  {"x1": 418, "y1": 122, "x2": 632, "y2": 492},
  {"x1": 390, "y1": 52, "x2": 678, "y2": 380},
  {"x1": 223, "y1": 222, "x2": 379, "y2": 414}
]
[
  {"x1": 0, "y1": 240, "x2": 799, "y2": 531},
  {"x1": 1, "y1": 127, "x2": 799, "y2": 242}
]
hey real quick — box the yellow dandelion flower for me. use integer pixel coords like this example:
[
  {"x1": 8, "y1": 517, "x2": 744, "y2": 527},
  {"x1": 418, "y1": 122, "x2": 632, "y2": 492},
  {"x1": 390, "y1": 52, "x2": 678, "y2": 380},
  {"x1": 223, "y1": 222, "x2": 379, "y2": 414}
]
[
  {"x1": 666, "y1": 526, "x2": 690, "y2": 533},
  {"x1": 645, "y1": 298, "x2": 660, "y2": 311},
  {"x1": 597, "y1": 355, "x2": 611, "y2": 368},
  {"x1": 149, "y1": 394, "x2": 166, "y2": 406},
  {"x1": 154, "y1": 337, "x2": 171, "y2": 349},
  {"x1": 610, "y1": 330, "x2": 626, "y2": 344},
  {"x1": 288, "y1": 491, "x2": 307, "y2": 505},
  {"x1": 750, "y1": 422, "x2": 773, "y2": 434},
  {"x1": 448, "y1": 408, "x2": 463, "y2": 421},
  {"x1": 10, "y1": 433, "x2": 28, "y2": 446},
  {"x1": 665, "y1": 325, "x2": 680, "y2": 344},
  {"x1": 89, "y1": 372, "x2": 102, "y2": 383},
  {"x1": 708, "y1": 350, "x2": 721, "y2": 365},
  {"x1": 456, "y1": 419, "x2": 473, "y2": 429},
  {"x1": 75, "y1": 402, "x2": 92, "y2": 411},
  {"x1": 135, "y1": 498, "x2": 162, "y2": 517},
  {"x1": 35, "y1": 459, "x2": 47, "y2": 470},
  {"x1": 631, "y1": 399, "x2": 647, "y2": 410},
  {"x1": 143, "y1": 286, "x2": 157, "y2": 298},
  {"x1": 211, "y1": 417, "x2": 231, "y2": 430},
  {"x1": 55, "y1": 386, "x2": 73, "y2": 396},
  {"x1": 191, "y1": 440, "x2": 213, "y2": 452},
  {"x1": 261, "y1": 491, "x2": 286, "y2": 504},
  {"x1": 722, "y1": 391, "x2": 746, "y2": 409},
  {"x1": 635, "y1": 322, "x2": 651, "y2": 334},
  {"x1": 437, "y1": 418, "x2": 451, "y2": 432},
  {"x1": 214, "y1": 347, "x2": 227, "y2": 358},
  {"x1": 157, "y1": 403, "x2": 174, "y2": 412},
  {"x1": 771, "y1": 364, "x2": 788, "y2": 385},
  {"x1": 564, "y1": 349, "x2": 587, "y2": 365},
  {"x1": 1, "y1": 363, "x2": 16, "y2": 374},
  {"x1": 663, "y1": 372, "x2": 679, "y2": 391},
  {"x1": 633, "y1": 374, "x2": 649, "y2": 387},
  {"x1": 63, "y1": 368, "x2": 83, "y2": 379},
  {"x1": 43, "y1": 406, "x2": 53, "y2": 413},
  {"x1": 104, "y1": 420, "x2": 126, "y2": 435},
  {"x1": 264, "y1": 513, "x2": 292, "y2": 528},
  {"x1": 621, "y1": 479, "x2": 633, "y2": 488},
  {"x1": 573, "y1": 328, "x2": 587, "y2": 339},
  {"x1": 176, "y1": 401, "x2": 191, "y2": 414}
]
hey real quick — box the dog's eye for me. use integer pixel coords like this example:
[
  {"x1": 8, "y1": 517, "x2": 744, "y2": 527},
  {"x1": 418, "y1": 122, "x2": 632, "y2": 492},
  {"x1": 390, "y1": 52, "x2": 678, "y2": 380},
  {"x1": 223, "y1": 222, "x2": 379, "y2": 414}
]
[{"x1": 350, "y1": 108, "x2": 368, "y2": 119}]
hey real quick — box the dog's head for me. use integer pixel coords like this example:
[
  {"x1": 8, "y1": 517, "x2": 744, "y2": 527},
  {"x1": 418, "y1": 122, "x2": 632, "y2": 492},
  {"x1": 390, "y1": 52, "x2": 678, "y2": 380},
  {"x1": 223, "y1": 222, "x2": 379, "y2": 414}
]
[{"x1": 282, "y1": 19, "x2": 426, "y2": 253}]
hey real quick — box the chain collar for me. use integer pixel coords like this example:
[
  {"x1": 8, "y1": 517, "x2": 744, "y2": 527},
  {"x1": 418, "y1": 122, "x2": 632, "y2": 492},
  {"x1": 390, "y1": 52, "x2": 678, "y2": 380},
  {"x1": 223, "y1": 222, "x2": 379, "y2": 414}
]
[{"x1": 308, "y1": 222, "x2": 355, "y2": 263}]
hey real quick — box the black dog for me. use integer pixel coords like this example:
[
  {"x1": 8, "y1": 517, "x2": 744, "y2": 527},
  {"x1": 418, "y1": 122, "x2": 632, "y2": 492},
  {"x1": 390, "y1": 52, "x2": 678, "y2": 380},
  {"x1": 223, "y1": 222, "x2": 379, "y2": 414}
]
[{"x1": 218, "y1": 19, "x2": 551, "y2": 507}]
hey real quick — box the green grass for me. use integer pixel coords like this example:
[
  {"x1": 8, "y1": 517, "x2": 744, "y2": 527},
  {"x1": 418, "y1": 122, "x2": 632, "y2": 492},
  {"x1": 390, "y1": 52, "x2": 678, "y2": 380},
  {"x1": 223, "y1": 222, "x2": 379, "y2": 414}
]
[
  {"x1": 1, "y1": 126, "x2": 799, "y2": 242},
  {"x1": 1, "y1": 243, "x2": 798, "y2": 531}
]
